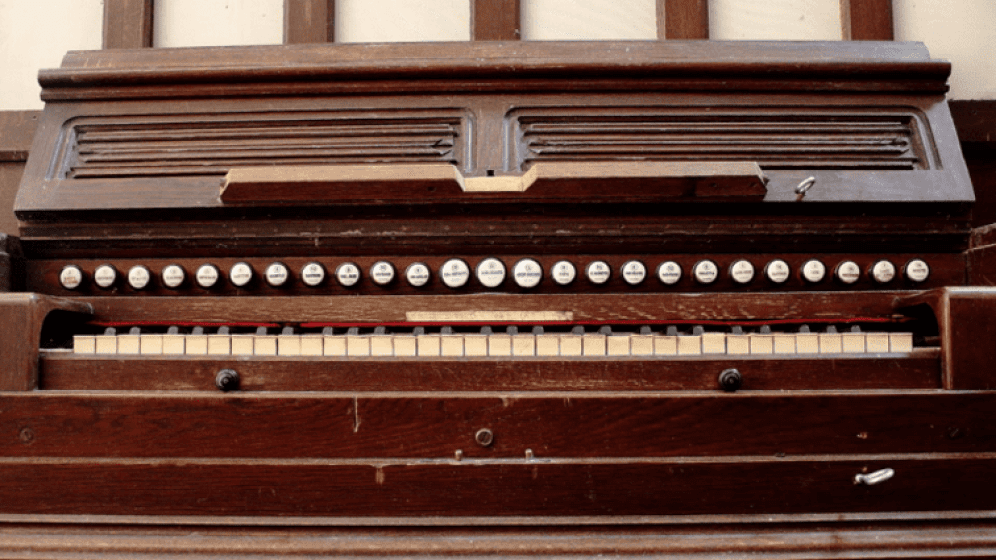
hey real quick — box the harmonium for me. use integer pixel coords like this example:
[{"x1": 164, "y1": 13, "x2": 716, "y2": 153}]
[{"x1": 1, "y1": 40, "x2": 995, "y2": 557}]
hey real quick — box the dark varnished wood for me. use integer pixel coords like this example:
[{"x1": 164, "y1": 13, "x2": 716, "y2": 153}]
[
  {"x1": 662, "y1": 0, "x2": 709, "y2": 40},
  {"x1": 472, "y1": 0, "x2": 520, "y2": 40},
  {"x1": 39, "y1": 352, "x2": 942, "y2": 392},
  {"x1": 0, "y1": 456, "x2": 991, "y2": 517},
  {"x1": 73, "y1": 292, "x2": 911, "y2": 324},
  {"x1": 0, "y1": 294, "x2": 91, "y2": 390},
  {"x1": 102, "y1": 0, "x2": 153, "y2": 49},
  {"x1": 840, "y1": 0, "x2": 894, "y2": 41},
  {"x1": 898, "y1": 287, "x2": 996, "y2": 390},
  {"x1": 7, "y1": 391, "x2": 984, "y2": 459},
  {"x1": 284, "y1": 0, "x2": 334, "y2": 43}
]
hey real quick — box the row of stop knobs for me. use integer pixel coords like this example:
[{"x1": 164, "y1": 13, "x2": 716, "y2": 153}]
[{"x1": 58, "y1": 257, "x2": 930, "y2": 291}]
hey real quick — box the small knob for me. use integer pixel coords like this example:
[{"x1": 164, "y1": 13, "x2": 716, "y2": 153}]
[
  {"x1": 718, "y1": 368, "x2": 743, "y2": 392},
  {"x1": 215, "y1": 369, "x2": 240, "y2": 392}
]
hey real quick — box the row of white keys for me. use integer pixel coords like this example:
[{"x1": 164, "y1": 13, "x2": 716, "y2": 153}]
[{"x1": 73, "y1": 326, "x2": 914, "y2": 356}]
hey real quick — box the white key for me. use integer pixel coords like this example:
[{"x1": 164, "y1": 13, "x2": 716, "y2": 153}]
[
  {"x1": 631, "y1": 335, "x2": 654, "y2": 356},
  {"x1": 606, "y1": 335, "x2": 631, "y2": 356},
  {"x1": 889, "y1": 333, "x2": 913, "y2": 353},
  {"x1": 370, "y1": 335, "x2": 394, "y2": 356},
  {"x1": 654, "y1": 336, "x2": 678, "y2": 356},
  {"x1": 582, "y1": 334, "x2": 606, "y2": 356},
  {"x1": 727, "y1": 335, "x2": 750, "y2": 355},
  {"x1": 254, "y1": 335, "x2": 277, "y2": 356},
  {"x1": 393, "y1": 336, "x2": 417, "y2": 357},
  {"x1": 865, "y1": 333, "x2": 890, "y2": 353},
  {"x1": 231, "y1": 335, "x2": 255, "y2": 355},
  {"x1": 677, "y1": 336, "x2": 702, "y2": 355},
  {"x1": 185, "y1": 333, "x2": 208, "y2": 355},
  {"x1": 796, "y1": 333, "x2": 819, "y2": 354},
  {"x1": 749, "y1": 334, "x2": 773, "y2": 355},
  {"x1": 819, "y1": 333, "x2": 843, "y2": 354},
  {"x1": 207, "y1": 334, "x2": 231, "y2": 355},
  {"x1": 488, "y1": 334, "x2": 512, "y2": 356},
  {"x1": 118, "y1": 332, "x2": 140, "y2": 355},
  {"x1": 301, "y1": 335, "x2": 324, "y2": 356},
  {"x1": 278, "y1": 334, "x2": 302, "y2": 356},
  {"x1": 417, "y1": 335, "x2": 441, "y2": 357},
  {"x1": 323, "y1": 335, "x2": 347, "y2": 357},
  {"x1": 139, "y1": 335, "x2": 163, "y2": 355},
  {"x1": 536, "y1": 334, "x2": 559, "y2": 356},
  {"x1": 347, "y1": 335, "x2": 371, "y2": 356},
  {"x1": 163, "y1": 333, "x2": 185, "y2": 355},
  {"x1": 95, "y1": 334, "x2": 118, "y2": 354},
  {"x1": 512, "y1": 334, "x2": 536, "y2": 356},
  {"x1": 701, "y1": 333, "x2": 726, "y2": 354},
  {"x1": 441, "y1": 334, "x2": 464, "y2": 357},
  {"x1": 842, "y1": 332, "x2": 866, "y2": 353},
  {"x1": 464, "y1": 335, "x2": 488, "y2": 356},
  {"x1": 773, "y1": 334, "x2": 795, "y2": 354},
  {"x1": 73, "y1": 336, "x2": 96, "y2": 354},
  {"x1": 559, "y1": 334, "x2": 583, "y2": 356}
]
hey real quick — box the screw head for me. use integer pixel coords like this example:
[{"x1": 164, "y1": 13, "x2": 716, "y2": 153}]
[{"x1": 475, "y1": 428, "x2": 494, "y2": 447}]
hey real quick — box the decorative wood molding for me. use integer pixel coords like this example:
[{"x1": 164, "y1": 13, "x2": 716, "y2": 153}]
[
  {"x1": 660, "y1": 0, "x2": 709, "y2": 40},
  {"x1": 840, "y1": 0, "x2": 893, "y2": 41},
  {"x1": 472, "y1": 0, "x2": 520, "y2": 41},
  {"x1": 102, "y1": 0, "x2": 153, "y2": 49},
  {"x1": 284, "y1": 0, "x2": 334, "y2": 44},
  {"x1": 0, "y1": 111, "x2": 40, "y2": 163}
]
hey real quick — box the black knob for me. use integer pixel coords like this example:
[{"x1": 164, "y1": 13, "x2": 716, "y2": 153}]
[
  {"x1": 215, "y1": 369, "x2": 240, "y2": 392},
  {"x1": 475, "y1": 428, "x2": 494, "y2": 447},
  {"x1": 719, "y1": 368, "x2": 742, "y2": 392}
]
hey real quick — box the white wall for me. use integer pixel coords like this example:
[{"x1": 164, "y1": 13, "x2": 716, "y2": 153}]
[
  {"x1": 336, "y1": 0, "x2": 471, "y2": 42},
  {"x1": 894, "y1": 0, "x2": 996, "y2": 100},
  {"x1": 709, "y1": 0, "x2": 842, "y2": 41},
  {"x1": 154, "y1": 0, "x2": 283, "y2": 48},
  {"x1": 0, "y1": 0, "x2": 103, "y2": 110},
  {"x1": 521, "y1": 0, "x2": 656, "y2": 40}
]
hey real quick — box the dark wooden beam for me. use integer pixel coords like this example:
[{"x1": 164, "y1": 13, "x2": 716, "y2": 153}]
[
  {"x1": 840, "y1": 0, "x2": 893, "y2": 41},
  {"x1": 660, "y1": 0, "x2": 709, "y2": 40},
  {"x1": 472, "y1": 0, "x2": 520, "y2": 40},
  {"x1": 284, "y1": 0, "x2": 334, "y2": 44},
  {"x1": 102, "y1": 0, "x2": 153, "y2": 49}
]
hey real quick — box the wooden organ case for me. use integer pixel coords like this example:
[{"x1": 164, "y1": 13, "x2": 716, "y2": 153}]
[{"x1": 1, "y1": 41, "x2": 996, "y2": 557}]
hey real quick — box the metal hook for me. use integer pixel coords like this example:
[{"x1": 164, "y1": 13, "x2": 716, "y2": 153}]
[
  {"x1": 794, "y1": 176, "x2": 816, "y2": 201},
  {"x1": 854, "y1": 468, "x2": 894, "y2": 486}
]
